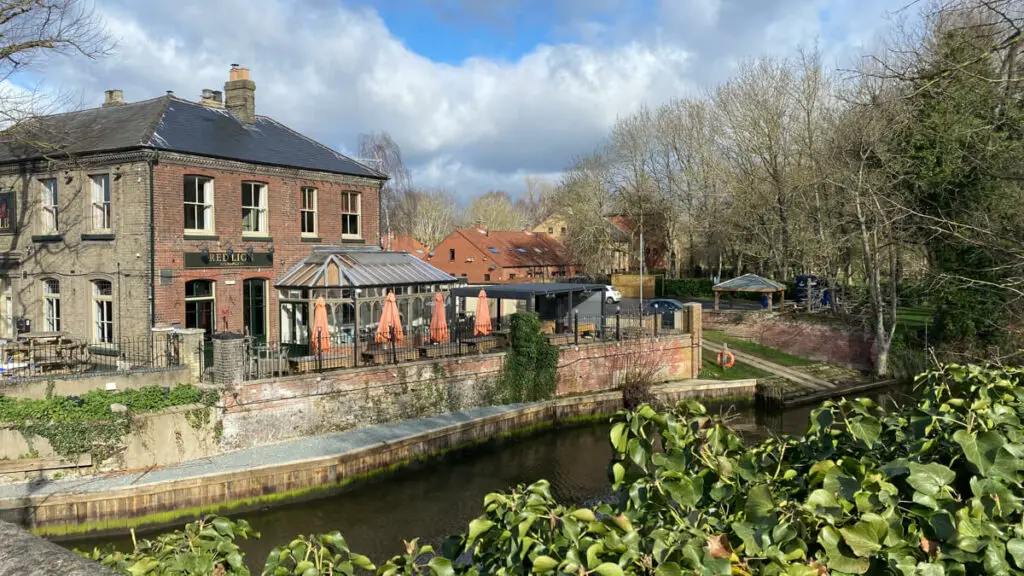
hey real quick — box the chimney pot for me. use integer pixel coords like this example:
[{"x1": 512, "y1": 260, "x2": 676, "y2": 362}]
[
  {"x1": 225, "y1": 65, "x2": 256, "y2": 124},
  {"x1": 102, "y1": 89, "x2": 124, "y2": 107}
]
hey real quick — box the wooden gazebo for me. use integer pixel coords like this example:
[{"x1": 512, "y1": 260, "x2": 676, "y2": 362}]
[{"x1": 712, "y1": 274, "x2": 786, "y2": 312}]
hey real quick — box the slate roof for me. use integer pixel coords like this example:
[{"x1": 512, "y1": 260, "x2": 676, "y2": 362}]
[
  {"x1": 713, "y1": 273, "x2": 786, "y2": 292},
  {"x1": 276, "y1": 246, "x2": 458, "y2": 289},
  {"x1": 0, "y1": 96, "x2": 385, "y2": 179},
  {"x1": 452, "y1": 228, "x2": 573, "y2": 268}
]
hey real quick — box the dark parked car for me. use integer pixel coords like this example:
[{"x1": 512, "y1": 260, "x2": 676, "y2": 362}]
[
  {"x1": 642, "y1": 298, "x2": 685, "y2": 314},
  {"x1": 643, "y1": 298, "x2": 685, "y2": 330}
]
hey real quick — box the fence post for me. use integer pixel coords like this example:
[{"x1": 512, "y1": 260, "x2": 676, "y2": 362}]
[
  {"x1": 683, "y1": 303, "x2": 702, "y2": 378},
  {"x1": 573, "y1": 310, "x2": 579, "y2": 346},
  {"x1": 654, "y1": 312, "x2": 659, "y2": 337},
  {"x1": 615, "y1": 306, "x2": 621, "y2": 341},
  {"x1": 390, "y1": 325, "x2": 397, "y2": 364},
  {"x1": 176, "y1": 328, "x2": 207, "y2": 383}
]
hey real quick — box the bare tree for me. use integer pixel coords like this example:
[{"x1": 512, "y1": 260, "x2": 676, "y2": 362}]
[
  {"x1": 357, "y1": 131, "x2": 411, "y2": 246},
  {"x1": 392, "y1": 187, "x2": 463, "y2": 249},
  {"x1": 552, "y1": 151, "x2": 623, "y2": 275},
  {"x1": 518, "y1": 174, "x2": 556, "y2": 226},
  {"x1": 467, "y1": 189, "x2": 527, "y2": 231}
]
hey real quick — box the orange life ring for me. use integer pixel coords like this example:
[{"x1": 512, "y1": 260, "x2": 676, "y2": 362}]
[{"x1": 717, "y1": 350, "x2": 735, "y2": 369}]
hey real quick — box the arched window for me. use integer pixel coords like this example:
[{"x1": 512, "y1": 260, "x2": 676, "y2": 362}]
[
  {"x1": 185, "y1": 280, "x2": 215, "y2": 336},
  {"x1": 92, "y1": 280, "x2": 113, "y2": 343},
  {"x1": 43, "y1": 279, "x2": 60, "y2": 332}
]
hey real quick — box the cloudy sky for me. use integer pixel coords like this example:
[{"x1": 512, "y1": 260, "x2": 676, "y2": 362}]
[{"x1": 23, "y1": 0, "x2": 905, "y2": 198}]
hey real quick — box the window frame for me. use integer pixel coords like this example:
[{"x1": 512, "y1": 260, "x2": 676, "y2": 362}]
[
  {"x1": 300, "y1": 186, "x2": 318, "y2": 237},
  {"x1": 92, "y1": 279, "x2": 114, "y2": 344},
  {"x1": 184, "y1": 175, "x2": 215, "y2": 234},
  {"x1": 241, "y1": 181, "x2": 268, "y2": 236},
  {"x1": 90, "y1": 174, "x2": 111, "y2": 232},
  {"x1": 40, "y1": 178, "x2": 59, "y2": 234},
  {"x1": 43, "y1": 278, "x2": 60, "y2": 332},
  {"x1": 185, "y1": 279, "x2": 216, "y2": 334},
  {"x1": 340, "y1": 190, "x2": 361, "y2": 239}
]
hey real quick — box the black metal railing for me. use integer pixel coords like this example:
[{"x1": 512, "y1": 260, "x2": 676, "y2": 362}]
[
  {"x1": 239, "y1": 310, "x2": 690, "y2": 381},
  {"x1": 0, "y1": 336, "x2": 183, "y2": 383}
]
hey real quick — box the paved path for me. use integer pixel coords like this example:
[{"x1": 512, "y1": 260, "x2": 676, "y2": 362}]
[
  {"x1": 0, "y1": 404, "x2": 536, "y2": 501},
  {"x1": 702, "y1": 340, "x2": 834, "y2": 391}
]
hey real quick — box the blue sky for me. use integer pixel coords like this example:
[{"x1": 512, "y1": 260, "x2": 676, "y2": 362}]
[{"x1": 23, "y1": 0, "x2": 903, "y2": 197}]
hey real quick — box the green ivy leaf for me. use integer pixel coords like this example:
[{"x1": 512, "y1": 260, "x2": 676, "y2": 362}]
[
  {"x1": 839, "y1": 514, "x2": 887, "y2": 557},
  {"x1": 848, "y1": 415, "x2": 882, "y2": 446},
  {"x1": 467, "y1": 518, "x2": 493, "y2": 543},
  {"x1": 907, "y1": 462, "x2": 956, "y2": 496},
  {"x1": 654, "y1": 562, "x2": 683, "y2": 576},
  {"x1": 745, "y1": 485, "x2": 776, "y2": 524},
  {"x1": 428, "y1": 556, "x2": 456, "y2": 576},
  {"x1": 1007, "y1": 539, "x2": 1024, "y2": 569},
  {"x1": 953, "y1": 429, "x2": 1003, "y2": 475},
  {"x1": 610, "y1": 422, "x2": 628, "y2": 452},
  {"x1": 819, "y1": 526, "x2": 870, "y2": 574},
  {"x1": 593, "y1": 562, "x2": 624, "y2": 576}
]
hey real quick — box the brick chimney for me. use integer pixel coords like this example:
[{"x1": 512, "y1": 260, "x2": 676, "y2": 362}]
[
  {"x1": 103, "y1": 89, "x2": 124, "y2": 107},
  {"x1": 199, "y1": 88, "x2": 224, "y2": 108},
  {"x1": 224, "y1": 64, "x2": 255, "y2": 124}
]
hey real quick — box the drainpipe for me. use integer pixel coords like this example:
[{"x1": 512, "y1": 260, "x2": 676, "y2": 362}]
[{"x1": 148, "y1": 152, "x2": 159, "y2": 329}]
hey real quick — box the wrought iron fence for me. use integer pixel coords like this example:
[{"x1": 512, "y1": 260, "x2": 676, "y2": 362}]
[
  {"x1": 0, "y1": 335, "x2": 184, "y2": 383},
  {"x1": 239, "y1": 310, "x2": 688, "y2": 381}
]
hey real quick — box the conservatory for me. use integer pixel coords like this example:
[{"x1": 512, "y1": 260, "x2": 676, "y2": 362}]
[{"x1": 274, "y1": 247, "x2": 461, "y2": 356}]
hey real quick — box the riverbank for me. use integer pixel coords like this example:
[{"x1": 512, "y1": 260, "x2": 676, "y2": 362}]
[{"x1": 0, "y1": 379, "x2": 755, "y2": 538}]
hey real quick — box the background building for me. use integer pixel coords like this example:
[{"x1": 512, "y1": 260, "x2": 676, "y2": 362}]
[{"x1": 429, "y1": 225, "x2": 575, "y2": 283}]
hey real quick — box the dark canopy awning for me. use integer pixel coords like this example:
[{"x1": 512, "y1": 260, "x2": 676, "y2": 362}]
[
  {"x1": 712, "y1": 273, "x2": 785, "y2": 293},
  {"x1": 449, "y1": 283, "x2": 606, "y2": 299}
]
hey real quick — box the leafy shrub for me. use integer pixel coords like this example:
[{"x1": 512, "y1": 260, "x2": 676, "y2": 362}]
[
  {"x1": 491, "y1": 313, "x2": 559, "y2": 404},
  {"x1": 79, "y1": 516, "x2": 257, "y2": 576},
  {"x1": 663, "y1": 278, "x2": 714, "y2": 299},
  {"x1": 83, "y1": 365, "x2": 1024, "y2": 575}
]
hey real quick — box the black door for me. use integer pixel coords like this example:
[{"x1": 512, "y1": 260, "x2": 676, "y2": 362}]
[{"x1": 243, "y1": 279, "x2": 267, "y2": 343}]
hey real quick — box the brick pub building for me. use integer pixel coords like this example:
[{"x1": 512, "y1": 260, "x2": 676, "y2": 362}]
[{"x1": 0, "y1": 66, "x2": 389, "y2": 345}]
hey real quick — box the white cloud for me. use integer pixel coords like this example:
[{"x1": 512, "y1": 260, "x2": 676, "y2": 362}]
[{"x1": 24, "y1": 0, "x2": 898, "y2": 198}]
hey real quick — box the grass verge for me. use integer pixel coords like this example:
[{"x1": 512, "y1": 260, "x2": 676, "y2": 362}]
[
  {"x1": 703, "y1": 330, "x2": 815, "y2": 367},
  {"x1": 699, "y1": 357, "x2": 772, "y2": 380}
]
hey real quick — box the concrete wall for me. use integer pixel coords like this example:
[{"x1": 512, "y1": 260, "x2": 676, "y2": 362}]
[
  {"x1": 704, "y1": 312, "x2": 875, "y2": 370},
  {"x1": 0, "y1": 366, "x2": 191, "y2": 399},
  {"x1": 0, "y1": 404, "x2": 220, "y2": 477},
  {"x1": 221, "y1": 332, "x2": 699, "y2": 451}
]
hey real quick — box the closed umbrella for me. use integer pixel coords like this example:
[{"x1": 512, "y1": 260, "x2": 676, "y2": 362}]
[
  {"x1": 473, "y1": 289, "x2": 492, "y2": 336},
  {"x1": 311, "y1": 297, "x2": 331, "y2": 354},
  {"x1": 375, "y1": 292, "x2": 405, "y2": 344},
  {"x1": 429, "y1": 292, "x2": 449, "y2": 344}
]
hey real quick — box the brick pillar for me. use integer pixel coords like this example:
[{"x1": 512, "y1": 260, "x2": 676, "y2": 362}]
[
  {"x1": 684, "y1": 303, "x2": 702, "y2": 378},
  {"x1": 213, "y1": 333, "x2": 246, "y2": 388},
  {"x1": 177, "y1": 328, "x2": 207, "y2": 383},
  {"x1": 150, "y1": 326, "x2": 174, "y2": 367}
]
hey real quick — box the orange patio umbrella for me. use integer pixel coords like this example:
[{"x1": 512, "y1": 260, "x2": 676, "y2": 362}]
[
  {"x1": 375, "y1": 291, "x2": 405, "y2": 344},
  {"x1": 311, "y1": 296, "x2": 331, "y2": 354},
  {"x1": 474, "y1": 289, "x2": 492, "y2": 336},
  {"x1": 429, "y1": 291, "x2": 449, "y2": 344}
]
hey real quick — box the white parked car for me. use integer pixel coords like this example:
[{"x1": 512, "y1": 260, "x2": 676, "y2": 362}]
[{"x1": 605, "y1": 286, "x2": 622, "y2": 304}]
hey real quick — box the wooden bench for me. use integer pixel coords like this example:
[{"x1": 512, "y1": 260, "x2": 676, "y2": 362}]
[
  {"x1": 577, "y1": 322, "x2": 597, "y2": 337},
  {"x1": 460, "y1": 336, "x2": 499, "y2": 354},
  {"x1": 289, "y1": 353, "x2": 353, "y2": 373},
  {"x1": 362, "y1": 347, "x2": 420, "y2": 364},
  {"x1": 546, "y1": 334, "x2": 573, "y2": 346},
  {"x1": 420, "y1": 345, "x2": 461, "y2": 358}
]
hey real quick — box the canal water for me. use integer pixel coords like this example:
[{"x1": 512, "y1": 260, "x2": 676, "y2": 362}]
[{"x1": 64, "y1": 389, "x2": 910, "y2": 570}]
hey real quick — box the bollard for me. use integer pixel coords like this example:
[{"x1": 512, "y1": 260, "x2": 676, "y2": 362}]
[{"x1": 573, "y1": 310, "x2": 579, "y2": 345}]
